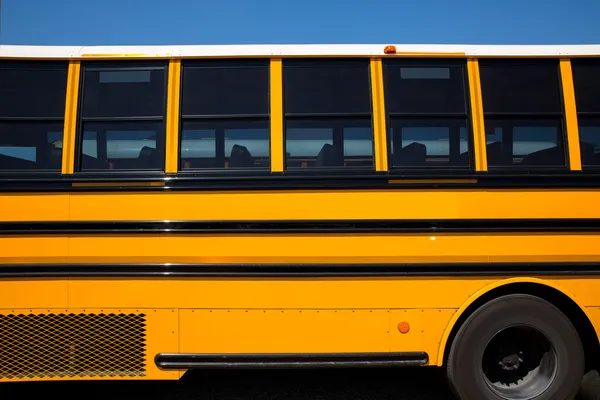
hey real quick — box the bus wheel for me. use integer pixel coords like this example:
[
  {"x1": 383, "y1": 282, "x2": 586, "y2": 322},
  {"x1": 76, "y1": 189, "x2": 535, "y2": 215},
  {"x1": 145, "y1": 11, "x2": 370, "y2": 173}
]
[{"x1": 446, "y1": 294, "x2": 584, "y2": 400}]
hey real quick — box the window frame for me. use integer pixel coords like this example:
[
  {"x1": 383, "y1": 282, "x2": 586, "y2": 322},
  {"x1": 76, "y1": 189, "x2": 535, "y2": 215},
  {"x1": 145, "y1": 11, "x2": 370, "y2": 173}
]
[
  {"x1": 479, "y1": 58, "x2": 569, "y2": 172},
  {"x1": 0, "y1": 60, "x2": 69, "y2": 176},
  {"x1": 572, "y1": 58, "x2": 600, "y2": 170},
  {"x1": 282, "y1": 58, "x2": 376, "y2": 174},
  {"x1": 177, "y1": 58, "x2": 271, "y2": 176},
  {"x1": 382, "y1": 58, "x2": 475, "y2": 174},
  {"x1": 74, "y1": 61, "x2": 169, "y2": 175}
]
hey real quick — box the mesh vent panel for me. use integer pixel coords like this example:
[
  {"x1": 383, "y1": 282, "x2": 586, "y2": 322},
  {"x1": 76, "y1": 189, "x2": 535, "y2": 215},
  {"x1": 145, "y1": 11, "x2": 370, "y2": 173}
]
[{"x1": 0, "y1": 313, "x2": 146, "y2": 379}]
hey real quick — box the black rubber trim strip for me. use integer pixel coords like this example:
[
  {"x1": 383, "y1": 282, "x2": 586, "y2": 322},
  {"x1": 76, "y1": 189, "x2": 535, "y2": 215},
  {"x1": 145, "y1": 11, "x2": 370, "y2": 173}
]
[
  {"x1": 154, "y1": 352, "x2": 429, "y2": 370},
  {"x1": 2, "y1": 219, "x2": 600, "y2": 235},
  {"x1": 3, "y1": 172, "x2": 600, "y2": 192},
  {"x1": 1, "y1": 262, "x2": 600, "y2": 277}
]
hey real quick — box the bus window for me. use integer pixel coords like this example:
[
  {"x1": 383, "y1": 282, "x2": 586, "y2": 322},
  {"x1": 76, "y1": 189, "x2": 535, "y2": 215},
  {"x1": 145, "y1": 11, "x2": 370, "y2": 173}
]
[
  {"x1": 382, "y1": 60, "x2": 471, "y2": 169},
  {"x1": 180, "y1": 60, "x2": 269, "y2": 171},
  {"x1": 0, "y1": 61, "x2": 67, "y2": 172},
  {"x1": 572, "y1": 59, "x2": 600, "y2": 168},
  {"x1": 479, "y1": 60, "x2": 566, "y2": 168},
  {"x1": 283, "y1": 59, "x2": 374, "y2": 170},
  {"x1": 77, "y1": 62, "x2": 167, "y2": 172}
]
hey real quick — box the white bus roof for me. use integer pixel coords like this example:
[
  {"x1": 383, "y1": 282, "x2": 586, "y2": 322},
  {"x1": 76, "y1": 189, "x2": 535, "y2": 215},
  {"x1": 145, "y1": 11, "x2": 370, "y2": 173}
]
[{"x1": 0, "y1": 44, "x2": 599, "y2": 59}]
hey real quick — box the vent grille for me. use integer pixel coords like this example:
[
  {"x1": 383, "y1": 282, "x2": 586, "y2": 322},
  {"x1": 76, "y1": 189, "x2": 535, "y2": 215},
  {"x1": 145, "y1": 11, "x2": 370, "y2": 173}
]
[{"x1": 0, "y1": 313, "x2": 147, "y2": 379}]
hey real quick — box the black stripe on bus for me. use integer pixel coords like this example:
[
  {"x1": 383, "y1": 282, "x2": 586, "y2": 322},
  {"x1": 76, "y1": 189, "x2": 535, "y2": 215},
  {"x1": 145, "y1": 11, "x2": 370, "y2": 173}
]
[
  {"x1": 2, "y1": 172, "x2": 600, "y2": 192},
  {"x1": 1, "y1": 262, "x2": 600, "y2": 277},
  {"x1": 2, "y1": 219, "x2": 600, "y2": 235},
  {"x1": 154, "y1": 352, "x2": 429, "y2": 370}
]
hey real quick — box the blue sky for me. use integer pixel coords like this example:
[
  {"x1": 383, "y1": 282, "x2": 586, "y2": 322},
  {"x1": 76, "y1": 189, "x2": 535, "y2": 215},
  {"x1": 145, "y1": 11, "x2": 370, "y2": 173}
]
[{"x1": 1, "y1": 0, "x2": 599, "y2": 46}]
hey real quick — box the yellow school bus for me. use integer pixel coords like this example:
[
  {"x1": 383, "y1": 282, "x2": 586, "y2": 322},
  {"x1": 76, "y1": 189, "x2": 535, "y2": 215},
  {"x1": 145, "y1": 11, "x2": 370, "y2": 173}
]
[{"x1": 1, "y1": 43, "x2": 600, "y2": 399}]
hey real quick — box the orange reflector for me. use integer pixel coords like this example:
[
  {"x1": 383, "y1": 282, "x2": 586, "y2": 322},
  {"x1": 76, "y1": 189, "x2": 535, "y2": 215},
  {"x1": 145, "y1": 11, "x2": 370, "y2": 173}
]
[
  {"x1": 384, "y1": 45, "x2": 397, "y2": 54},
  {"x1": 398, "y1": 321, "x2": 410, "y2": 334}
]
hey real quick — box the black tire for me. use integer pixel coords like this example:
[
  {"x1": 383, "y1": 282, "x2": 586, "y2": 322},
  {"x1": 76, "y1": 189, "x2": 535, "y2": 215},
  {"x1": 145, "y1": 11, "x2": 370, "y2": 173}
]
[
  {"x1": 577, "y1": 370, "x2": 600, "y2": 400},
  {"x1": 446, "y1": 294, "x2": 584, "y2": 400}
]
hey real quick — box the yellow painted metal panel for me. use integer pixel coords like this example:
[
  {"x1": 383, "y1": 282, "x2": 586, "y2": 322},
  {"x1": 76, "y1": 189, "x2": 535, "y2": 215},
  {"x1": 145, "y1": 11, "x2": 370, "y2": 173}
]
[
  {"x1": 1, "y1": 277, "x2": 598, "y2": 374},
  {"x1": 0, "y1": 193, "x2": 69, "y2": 221},
  {"x1": 584, "y1": 307, "x2": 600, "y2": 346},
  {"x1": 58, "y1": 190, "x2": 600, "y2": 221},
  {"x1": 0, "y1": 237, "x2": 68, "y2": 264},
  {"x1": 142, "y1": 308, "x2": 180, "y2": 379},
  {"x1": 270, "y1": 59, "x2": 284, "y2": 172},
  {"x1": 165, "y1": 59, "x2": 182, "y2": 173},
  {"x1": 390, "y1": 309, "x2": 455, "y2": 365},
  {"x1": 180, "y1": 309, "x2": 390, "y2": 353},
  {"x1": 61, "y1": 234, "x2": 600, "y2": 265},
  {"x1": 560, "y1": 59, "x2": 582, "y2": 171},
  {"x1": 0, "y1": 281, "x2": 68, "y2": 309},
  {"x1": 3, "y1": 231, "x2": 599, "y2": 266},
  {"x1": 61, "y1": 61, "x2": 81, "y2": 175},
  {"x1": 467, "y1": 59, "x2": 487, "y2": 171},
  {"x1": 67, "y1": 278, "x2": 494, "y2": 310},
  {"x1": 556, "y1": 279, "x2": 600, "y2": 307},
  {"x1": 370, "y1": 58, "x2": 388, "y2": 171}
]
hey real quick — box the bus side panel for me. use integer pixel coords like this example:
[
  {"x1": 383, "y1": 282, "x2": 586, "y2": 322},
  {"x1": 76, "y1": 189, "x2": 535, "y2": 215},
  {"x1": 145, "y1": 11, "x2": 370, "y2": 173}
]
[
  {"x1": 66, "y1": 190, "x2": 600, "y2": 221},
  {"x1": 179, "y1": 309, "x2": 391, "y2": 354},
  {"x1": 0, "y1": 194, "x2": 69, "y2": 222},
  {"x1": 389, "y1": 309, "x2": 456, "y2": 365},
  {"x1": 555, "y1": 279, "x2": 600, "y2": 307},
  {"x1": 66, "y1": 278, "x2": 494, "y2": 310},
  {"x1": 0, "y1": 236, "x2": 68, "y2": 264},
  {"x1": 63, "y1": 234, "x2": 600, "y2": 265},
  {"x1": 0, "y1": 279, "x2": 68, "y2": 309}
]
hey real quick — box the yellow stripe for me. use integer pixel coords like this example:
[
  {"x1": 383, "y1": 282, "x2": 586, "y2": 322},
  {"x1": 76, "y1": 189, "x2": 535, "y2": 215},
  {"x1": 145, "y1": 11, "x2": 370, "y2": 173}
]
[
  {"x1": 61, "y1": 61, "x2": 81, "y2": 175},
  {"x1": 270, "y1": 59, "x2": 284, "y2": 173},
  {"x1": 467, "y1": 59, "x2": 487, "y2": 171},
  {"x1": 560, "y1": 59, "x2": 582, "y2": 171},
  {"x1": 71, "y1": 182, "x2": 166, "y2": 188},
  {"x1": 370, "y1": 59, "x2": 388, "y2": 171},
  {"x1": 165, "y1": 60, "x2": 182, "y2": 174}
]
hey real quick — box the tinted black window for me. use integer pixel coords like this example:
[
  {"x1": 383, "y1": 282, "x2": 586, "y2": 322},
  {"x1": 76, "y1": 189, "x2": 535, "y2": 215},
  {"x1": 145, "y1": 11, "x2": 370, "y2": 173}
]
[
  {"x1": 572, "y1": 60, "x2": 600, "y2": 168},
  {"x1": 480, "y1": 60, "x2": 566, "y2": 169},
  {"x1": 179, "y1": 60, "x2": 270, "y2": 171},
  {"x1": 285, "y1": 118, "x2": 373, "y2": 168},
  {"x1": 0, "y1": 61, "x2": 68, "y2": 172},
  {"x1": 480, "y1": 60, "x2": 562, "y2": 114},
  {"x1": 284, "y1": 60, "x2": 371, "y2": 115},
  {"x1": 180, "y1": 119, "x2": 269, "y2": 170},
  {"x1": 383, "y1": 59, "x2": 471, "y2": 169},
  {"x1": 389, "y1": 120, "x2": 468, "y2": 167},
  {"x1": 283, "y1": 59, "x2": 374, "y2": 170},
  {"x1": 182, "y1": 60, "x2": 269, "y2": 116},
  {"x1": 0, "y1": 122, "x2": 63, "y2": 171},
  {"x1": 579, "y1": 120, "x2": 600, "y2": 167},
  {"x1": 80, "y1": 121, "x2": 162, "y2": 171},
  {"x1": 77, "y1": 62, "x2": 167, "y2": 172},
  {"x1": 385, "y1": 62, "x2": 466, "y2": 114},
  {"x1": 572, "y1": 59, "x2": 600, "y2": 114},
  {"x1": 82, "y1": 66, "x2": 166, "y2": 118},
  {"x1": 0, "y1": 61, "x2": 68, "y2": 118},
  {"x1": 485, "y1": 119, "x2": 564, "y2": 167}
]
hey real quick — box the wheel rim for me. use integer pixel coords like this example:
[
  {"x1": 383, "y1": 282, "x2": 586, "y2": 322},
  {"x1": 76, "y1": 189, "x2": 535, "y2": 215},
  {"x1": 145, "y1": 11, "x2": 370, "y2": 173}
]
[{"x1": 481, "y1": 325, "x2": 558, "y2": 400}]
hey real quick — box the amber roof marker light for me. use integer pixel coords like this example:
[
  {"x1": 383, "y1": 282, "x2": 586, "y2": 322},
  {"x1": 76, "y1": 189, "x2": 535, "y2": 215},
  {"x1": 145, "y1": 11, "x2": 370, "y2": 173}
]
[{"x1": 384, "y1": 45, "x2": 397, "y2": 54}]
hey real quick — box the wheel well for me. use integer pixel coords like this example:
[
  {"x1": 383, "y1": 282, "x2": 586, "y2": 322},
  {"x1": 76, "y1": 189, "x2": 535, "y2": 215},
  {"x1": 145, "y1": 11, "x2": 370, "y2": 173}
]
[{"x1": 442, "y1": 282, "x2": 600, "y2": 372}]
